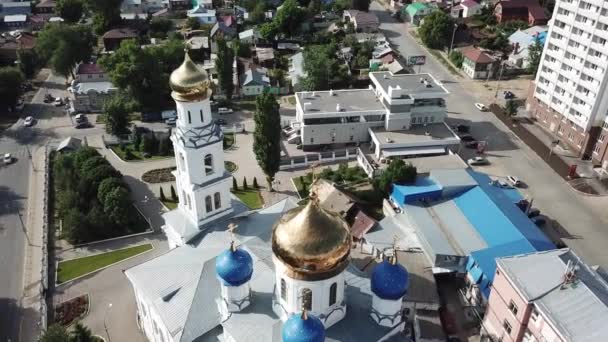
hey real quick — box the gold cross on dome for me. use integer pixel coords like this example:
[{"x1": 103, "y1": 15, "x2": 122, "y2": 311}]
[{"x1": 390, "y1": 235, "x2": 399, "y2": 264}]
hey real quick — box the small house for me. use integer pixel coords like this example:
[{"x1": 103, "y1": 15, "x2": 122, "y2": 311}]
[
  {"x1": 451, "y1": 0, "x2": 481, "y2": 19},
  {"x1": 35, "y1": 0, "x2": 56, "y2": 14},
  {"x1": 4, "y1": 15, "x2": 27, "y2": 28},
  {"x1": 240, "y1": 68, "x2": 270, "y2": 96},
  {"x1": 239, "y1": 29, "x2": 261, "y2": 44},
  {"x1": 343, "y1": 10, "x2": 379, "y2": 33},
  {"x1": 460, "y1": 46, "x2": 497, "y2": 79},
  {"x1": 403, "y1": 2, "x2": 431, "y2": 26},
  {"x1": 187, "y1": 5, "x2": 217, "y2": 24},
  {"x1": 57, "y1": 137, "x2": 82, "y2": 153},
  {"x1": 508, "y1": 26, "x2": 547, "y2": 68},
  {"x1": 0, "y1": 32, "x2": 36, "y2": 63},
  {"x1": 289, "y1": 52, "x2": 306, "y2": 90},
  {"x1": 494, "y1": 0, "x2": 547, "y2": 26},
  {"x1": 102, "y1": 28, "x2": 139, "y2": 51}
]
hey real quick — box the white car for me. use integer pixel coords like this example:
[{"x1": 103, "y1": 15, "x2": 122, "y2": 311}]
[
  {"x1": 467, "y1": 156, "x2": 489, "y2": 166},
  {"x1": 475, "y1": 103, "x2": 487, "y2": 111},
  {"x1": 218, "y1": 107, "x2": 233, "y2": 114},
  {"x1": 24, "y1": 116, "x2": 34, "y2": 127},
  {"x1": 493, "y1": 179, "x2": 513, "y2": 189},
  {"x1": 506, "y1": 175, "x2": 522, "y2": 187},
  {"x1": 3, "y1": 153, "x2": 13, "y2": 165},
  {"x1": 54, "y1": 98, "x2": 64, "y2": 106}
]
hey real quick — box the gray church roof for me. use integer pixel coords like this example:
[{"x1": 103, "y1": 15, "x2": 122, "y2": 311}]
[{"x1": 126, "y1": 197, "x2": 411, "y2": 341}]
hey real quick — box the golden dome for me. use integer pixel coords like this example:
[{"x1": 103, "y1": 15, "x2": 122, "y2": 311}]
[
  {"x1": 169, "y1": 51, "x2": 211, "y2": 101},
  {"x1": 272, "y1": 198, "x2": 351, "y2": 281}
]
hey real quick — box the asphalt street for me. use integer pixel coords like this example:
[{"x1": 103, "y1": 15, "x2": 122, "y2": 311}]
[{"x1": 370, "y1": 2, "x2": 608, "y2": 268}]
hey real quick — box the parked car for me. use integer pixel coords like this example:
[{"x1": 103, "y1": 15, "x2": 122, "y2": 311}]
[
  {"x1": 493, "y1": 179, "x2": 513, "y2": 189},
  {"x1": 531, "y1": 216, "x2": 546, "y2": 226},
  {"x1": 460, "y1": 134, "x2": 476, "y2": 142},
  {"x1": 506, "y1": 175, "x2": 522, "y2": 187},
  {"x1": 54, "y1": 98, "x2": 64, "y2": 106},
  {"x1": 468, "y1": 157, "x2": 489, "y2": 166},
  {"x1": 75, "y1": 121, "x2": 92, "y2": 129},
  {"x1": 215, "y1": 118, "x2": 227, "y2": 125},
  {"x1": 474, "y1": 103, "x2": 487, "y2": 111},
  {"x1": 516, "y1": 199, "x2": 530, "y2": 211},
  {"x1": 465, "y1": 141, "x2": 479, "y2": 149},
  {"x1": 452, "y1": 124, "x2": 470, "y2": 133},
  {"x1": 503, "y1": 91, "x2": 515, "y2": 99},
  {"x1": 3, "y1": 153, "x2": 13, "y2": 165},
  {"x1": 218, "y1": 107, "x2": 233, "y2": 114},
  {"x1": 43, "y1": 94, "x2": 54, "y2": 103},
  {"x1": 527, "y1": 209, "x2": 541, "y2": 218},
  {"x1": 24, "y1": 116, "x2": 34, "y2": 127},
  {"x1": 165, "y1": 117, "x2": 177, "y2": 126},
  {"x1": 75, "y1": 114, "x2": 87, "y2": 123}
]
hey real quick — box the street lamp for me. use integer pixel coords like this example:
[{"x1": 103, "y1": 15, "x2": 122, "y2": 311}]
[
  {"x1": 449, "y1": 23, "x2": 458, "y2": 54},
  {"x1": 104, "y1": 303, "x2": 113, "y2": 342}
]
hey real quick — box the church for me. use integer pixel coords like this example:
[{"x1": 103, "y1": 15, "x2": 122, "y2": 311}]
[{"x1": 125, "y1": 51, "x2": 411, "y2": 342}]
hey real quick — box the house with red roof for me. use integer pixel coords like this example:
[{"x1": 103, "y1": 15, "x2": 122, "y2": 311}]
[
  {"x1": 460, "y1": 46, "x2": 498, "y2": 79},
  {"x1": 0, "y1": 32, "x2": 36, "y2": 63},
  {"x1": 494, "y1": 0, "x2": 548, "y2": 26},
  {"x1": 102, "y1": 28, "x2": 139, "y2": 51}
]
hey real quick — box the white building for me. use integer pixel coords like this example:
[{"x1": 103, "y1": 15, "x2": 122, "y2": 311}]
[
  {"x1": 240, "y1": 68, "x2": 270, "y2": 96},
  {"x1": 187, "y1": 4, "x2": 217, "y2": 24},
  {"x1": 162, "y1": 51, "x2": 233, "y2": 249},
  {"x1": 526, "y1": 0, "x2": 608, "y2": 164},
  {"x1": 292, "y1": 72, "x2": 459, "y2": 158}
]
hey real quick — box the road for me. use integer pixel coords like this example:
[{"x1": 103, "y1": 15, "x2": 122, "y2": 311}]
[
  {"x1": 370, "y1": 2, "x2": 608, "y2": 268},
  {"x1": 0, "y1": 71, "x2": 68, "y2": 341}
]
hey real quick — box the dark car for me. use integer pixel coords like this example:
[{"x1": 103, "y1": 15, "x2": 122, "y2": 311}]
[
  {"x1": 531, "y1": 216, "x2": 546, "y2": 226},
  {"x1": 460, "y1": 134, "x2": 475, "y2": 142},
  {"x1": 527, "y1": 208, "x2": 541, "y2": 218},
  {"x1": 215, "y1": 118, "x2": 227, "y2": 125},
  {"x1": 453, "y1": 124, "x2": 470, "y2": 133},
  {"x1": 516, "y1": 199, "x2": 530, "y2": 211},
  {"x1": 75, "y1": 121, "x2": 92, "y2": 129},
  {"x1": 465, "y1": 141, "x2": 479, "y2": 149},
  {"x1": 504, "y1": 91, "x2": 515, "y2": 99}
]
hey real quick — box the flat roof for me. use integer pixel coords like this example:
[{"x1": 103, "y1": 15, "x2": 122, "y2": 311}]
[
  {"x1": 370, "y1": 72, "x2": 449, "y2": 96},
  {"x1": 297, "y1": 89, "x2": 385, "y2": 114},
  {"x1": 371, "y1": 123, "x2": 460, "y2": 146}
]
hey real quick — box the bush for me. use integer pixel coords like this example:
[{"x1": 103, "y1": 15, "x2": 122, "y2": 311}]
[
  {"x1": 170, "y1": 185, "x2": 177, "y2": 201},
  {"x1": 374, "y1": 159, "x2": 417, "y2": 195},
  {"x1": 158, "y1": 136, "x2": 170, "y2": 156},
  {"x1": 233, "y1": 177, "x2": 238, "y2": 191},
  {"x1": 243, "y1": 177, "x2": 248, "y2": 190},
  {"x1": 449, "y1": 50, "x2": 463, "y2": 68},
  {"x1": 124, "y1": 148, "x2": 135, "y2": 160},
  {"x1": 140, "y1": 134, "x2": 158, "y2": 155},
  {"x1": 253, "y1": 177, "x2": 259, "y2": 189},
  {"x1": 160, "y1": 186, "x2": 166, "y2": 201}
]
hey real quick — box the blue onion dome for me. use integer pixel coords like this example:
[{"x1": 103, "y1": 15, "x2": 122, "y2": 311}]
[
  {"x1": 215, "y1": 242, "x2": 253, "y2": 286},
  {"x1": 282, "y1": 311, "x2": 326, "y2": 342},
  {"x1": 371, "y1": 256, "x2": 409, "y2": 300}
]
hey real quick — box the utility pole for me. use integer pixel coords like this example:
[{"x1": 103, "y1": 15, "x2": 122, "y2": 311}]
[
  {"x1": 494, "y1": 61, "x2": 506, "y2": 99},
  {"x1": 104, "y1": 303, "x2": 113, "y2": 342},
  {"x1": 448, "y1": 23, "x2": 458, "y2": 54}
]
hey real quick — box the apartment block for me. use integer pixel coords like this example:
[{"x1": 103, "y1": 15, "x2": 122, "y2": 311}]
[{"x1": 526, "y1": 0, "x2": 608, "y2": 165}]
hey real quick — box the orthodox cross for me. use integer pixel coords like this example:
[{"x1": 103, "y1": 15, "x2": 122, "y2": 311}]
[{"x1": 227, "y1": 223, "x2": 238, "y2": 251}]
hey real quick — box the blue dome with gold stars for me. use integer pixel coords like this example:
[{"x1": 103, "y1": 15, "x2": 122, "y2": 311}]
[
  {"x1": 282, "y1": 311, "x2": 325, "y2": 342},
  {"x1": 371, "y1": 258, "x2": 409, "y2": 300},
  {"x1": 215, "y1": 244, "x2": 253, "y2": 286}
]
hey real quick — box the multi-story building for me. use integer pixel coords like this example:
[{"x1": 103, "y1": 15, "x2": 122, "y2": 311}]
[
  {"x1": 526, "y1": 0, "x2": 608, "y2": 165},
  {"x1": 481, "y1": 249, "x2": 608, "y2": 342},
  {"x1": 293, "y1": 71, "x2": 460, "y2": 158}
]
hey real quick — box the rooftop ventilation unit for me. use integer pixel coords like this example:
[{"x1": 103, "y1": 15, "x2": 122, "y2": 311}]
[{"x1": 386, "y1": 138, "x2": 393, "y2": 143}]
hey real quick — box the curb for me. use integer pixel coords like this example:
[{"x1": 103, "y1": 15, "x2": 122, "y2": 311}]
[
  {"x1": 106, "y1": 145, "x2": 172, "y2": 164},
  {"x1": 70, "y1": 230, "x2": 155, "y2": 249},
  {"x1": 56, "y1": 244, "x2": 155, "y2": 287},
  {"x1": 567, "y1": 180, "x2": 608, "y2": 198}
]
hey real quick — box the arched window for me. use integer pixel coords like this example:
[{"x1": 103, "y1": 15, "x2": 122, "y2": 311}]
[
  {"x1": 329, "y1": 283, "x2": 337, "y2": 306},
  {"x1": 187, "y1": 110, "x2": 192, "y2": 124},
  {"x1": 300, "y1": 288, "x2": 312, "y2": 311},
  {"x1": 182, "y1": 191, "x2": 187, "y2": 206},
  {"x1": 204, "y1": 154, "x2": 213, "y2": 175},
  {"x1": 187, "y1": 194, "x2": 192, "y2": 210},
  {"x1": 200, "y1": 110, "x2": 204, "y2": 123},
  {"x1": 280, "y1": 279, "x2": 287, "y2": 301},
  {"x1": 214, "y1": 192, "x2": 221, "y2": 209},
  {"x1": 205, "y1": 195, "x2": 213, "y2": 212}
]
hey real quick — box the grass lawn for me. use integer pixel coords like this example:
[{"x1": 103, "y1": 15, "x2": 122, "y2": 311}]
[
  {"x1": 223, "y1": 133, "x2": 235, "y2": 149},
  {"x1": 110, "y1": 144, "x2": 172, "y2": 161},
  {"x1": 57, "y1": 244, "x2": 153, "y2": 284},
  {"x1": 232, "y1": 189, "x2": 264, "y2": 209},
  {"x1": 292, "y1": 173, "x2": 313, "y2": 198},
  {"x1": 161, "y1": 199, "x2": 178, "y2": 210}
]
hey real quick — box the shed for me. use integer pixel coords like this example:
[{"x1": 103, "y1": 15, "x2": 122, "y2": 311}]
[{"x1": 57, "y1": 137, "x2": 82, "y2": 152}]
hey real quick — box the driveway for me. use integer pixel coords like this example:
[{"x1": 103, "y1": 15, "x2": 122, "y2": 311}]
[{"x1": 371, "y1": 1, "x2": 608, "y2": 267}]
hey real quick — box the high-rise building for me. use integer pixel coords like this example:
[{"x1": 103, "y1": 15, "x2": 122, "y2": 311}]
[{"x1": 526, "y1": 0, "x2": 608, "y2": 164}]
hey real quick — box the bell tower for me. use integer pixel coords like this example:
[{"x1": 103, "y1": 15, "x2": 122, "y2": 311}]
[{"x1": 165, "y1": 50, "x2": 233, "y2": 248}]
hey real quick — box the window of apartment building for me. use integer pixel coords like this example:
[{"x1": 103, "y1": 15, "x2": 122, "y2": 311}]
[
  {"x1": 602, "y1": 122, "x2": 608, "y2": 130},
  {"x1": 530, "y1": 308, "x2": 540, "y2": 322},
  {"x1": 594, "y1": 143, "x2": 601, "y2": 154},
  {"x1": 508, "y1": 300, "x2": 518, "y2": 316},
  {"x1": 503, "y1": 320, "x2": 512, "y2": 335},
  {"x1": 523, "y1": 329, "x2": 536, "y2": 342},
  {"x1": 578, "y1": 136, "x2": 584, "y2": 147},
  {"x1": 310, "y1": 137, "x2": 314, "y2": 143},
  {"x1": 558, "y1": 125, "x2": 564, "y2": 134},
  {"x1": 568, "y1": 132, "x2": 575, "y2": 141}
]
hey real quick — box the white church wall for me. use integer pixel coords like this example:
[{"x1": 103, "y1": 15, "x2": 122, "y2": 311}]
[
  {"x1": 175, "y1": 98, "x2": 213, "y2": 128},
  {"x1": 371, "y1": 294, "x2": 403, "y2": 328},
  {"x1": 133, "y1": 289, "x2": 176, "y2": 342}
]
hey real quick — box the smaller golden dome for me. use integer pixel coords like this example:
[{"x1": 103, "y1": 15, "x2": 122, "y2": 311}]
[
  {"x1": 272, "y1": 198, "x2": 351, "y2": 281},
  {"x1": 169, "y1": 51, "x2": 211, "y2": 101}
]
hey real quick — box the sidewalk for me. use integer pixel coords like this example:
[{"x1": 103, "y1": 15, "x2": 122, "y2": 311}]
[{"x1": 20, "y1": 145, "x2": 47, "y2": 341}]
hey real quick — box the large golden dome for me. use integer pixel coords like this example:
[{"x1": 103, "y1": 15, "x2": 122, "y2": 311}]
[
  {"x1": 272, "y1": 198, "x2": 351, "y2": 281},
  {"x1": 169, "y1": 51, "x2": 211, "y2": 101}
]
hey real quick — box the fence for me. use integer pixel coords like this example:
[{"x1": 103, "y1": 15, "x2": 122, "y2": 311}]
[{"x1": 278, "y1": 148, "x2": 358, "y2": 170}]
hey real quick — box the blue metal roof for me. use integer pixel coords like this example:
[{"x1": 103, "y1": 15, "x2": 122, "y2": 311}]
[{"x1": 390, "y1": 177, "x2": 442, "y2": 207}]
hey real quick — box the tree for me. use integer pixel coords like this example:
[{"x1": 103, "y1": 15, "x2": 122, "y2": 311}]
[
  {"x1": 149, "y1": 17, "x2": 173, "y2": 39},
  {"x1": 140, "y1": 134, "x2": 158, "y2": 155},
  {"x1": 63, "y1": 207, "x2": 90, "y2": 243},
  {"x1": 215, "y1": 38, "x2": 235, "y2": 101},
  {"x1": 233, "y1": 177, "x2": 238, "y2": 191},
  {"x1": 56, "y1": 0, "x2": 84, "y2": 23},
  {"x1": 40, "y1": 324, "x2": 70, "y2": 342},
  {"x1": 526, "y1": 37, "x2": 543, "y2": 75},
  {"x1": 80, "y1": 156, "x2": 109, "y2": 175},
  {"x1": 171, "y1": 185, "x2": 177, "y2": 201},
  {"x1": 259, "y1": 22, "x2": 278, "y2": 41},
  {"x1": 505, "y1": 99, "x2": 519, "y2": 118},
  {"x1": 70, "y1": 322, "x2": 94, "y2": 342},
  {"x1": 351, "y1": 0, "x2": 370, "y2": 11},
  {"x1": 307, "y1": 0, "x2": 321, "y2": 16},
  {"x1": 273, "y1": 0, "x2": 304, "y2": 37},
  {"x1": 418, "y1": 10, "x2": 455, "y2": 49},
  {"x1": 253, "y1": 177, "x2": 259, "y2": 189},
  {"x1": 86, "y1": 0, "x2": 122, "y2": 35},
  {"x1": 253, "y1": 92, "x2": 281, "y2": 190},
  {"x1": 102, "y1": 186, "x2": 132, "y2": 227},
  {"x1": 17, "y1": 49, "x2": 40, "y2": 79},
  {"x1": 0, "y1": 67, "x2": 24, "y2": 107},
  {"x1": 158, "y1": 136, "x2": 170, "y2": 155},
  {"x1": 250, "y1": 1, "x2": 266, "y2": 24},
  {"x1": 375, "y1": 159, "x2": 417, "y2": 195},
  {"x1": 97, "y1": 177, "x2": 125, "y2": 204},
  {"x1": 243, "y1": 177, "x2": 248, "y2": 190},
  {"x1": 449, "y1": 50, "x2": 464, "y2": 68},
  {"x1": 160, "y1": 186, "x2": 166, "y2": 201},
  {"x1": 301, "y1": 44, "x2": 348, "y2": 90},
  {"x1": 186, "y1": 17, "x2": 201, "y2": 30},
  {"x1": 103, "y1": 94, "x2": 134, "y2": 135},
  {"x1": 36, "y1": 24, "x2": 96, "y2": 78}
]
